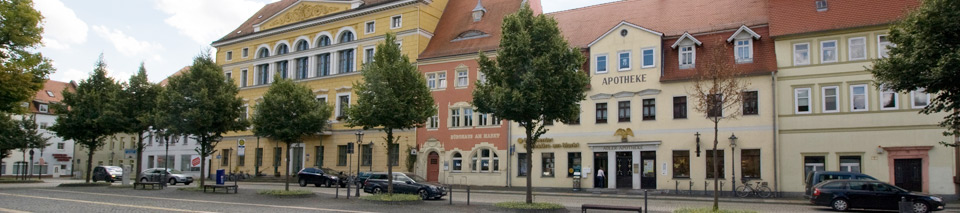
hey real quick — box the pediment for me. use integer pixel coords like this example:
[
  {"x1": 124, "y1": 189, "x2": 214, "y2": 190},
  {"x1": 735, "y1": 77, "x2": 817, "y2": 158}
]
[{"x1": 258, "y1": 1, "x2": 354, "y2": 31}]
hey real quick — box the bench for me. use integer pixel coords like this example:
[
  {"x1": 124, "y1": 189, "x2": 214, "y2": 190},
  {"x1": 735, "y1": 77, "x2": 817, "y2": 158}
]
[
  {"x1": 134, "y1": 182, "x2": 163, "y2": 190},
  {"x1": 203, "y1": 184, "x2": 238, "y2": 194},
  {"x1": 581, "y1": 204, "x2": 642, "y2": 213}
]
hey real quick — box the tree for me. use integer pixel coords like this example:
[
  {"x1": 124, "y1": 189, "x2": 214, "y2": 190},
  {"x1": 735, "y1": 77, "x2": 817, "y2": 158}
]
[
  {"x1": 11, "y1": 114, "x2": 49, "y2": 180},
  {"x1": 869, "y1": 0, "x2": 960, "y2": 145},
  {"x1": 252, "y1": 77, "x2": 331, "y2": 191},
  {"x1": 0, "y1": 114, "x2": 15, "y2": 178},
  {"x1": 345, "y1": 33, "x2": 436, "y2": 194},
  {"x1": 472, "y1": 5, "x2": 588, "y2": 204},
  {"x1": 157, "y1": 52, "x2": 247, "y2": 187},
  {"x1": 0, "y1": 0, "x2": 54, "y2": 113},
  {"x1": 49, "y1": 55, "x2": 125, "y2": 183},
  {"x1": 688, "y1": 40, "x2": 748, "y2": 211},
  {"x1": 121, "y1": 63, "x2": 162, "y2": 182}
]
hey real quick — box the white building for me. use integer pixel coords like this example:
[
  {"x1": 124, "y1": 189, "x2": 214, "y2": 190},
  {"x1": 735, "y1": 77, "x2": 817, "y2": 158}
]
[{"x1": 2, "y1": 80, "x2": 77, "y2": 177}]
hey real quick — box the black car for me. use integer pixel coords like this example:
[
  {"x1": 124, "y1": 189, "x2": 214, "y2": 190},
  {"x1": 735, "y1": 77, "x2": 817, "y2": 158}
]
[
  {"x1": 804, "y1": 171, "x2": 877, "y2": 198},
  {"x1": 297, "y1": 168, "x2": 346, "y2": 187},
  {"x1": 810, "y1": 179, "x2": 944, "y2": 212},
  {"x1": 92, "y1": 166, "x2": 123, "y2": 183},
  {"x1": 363, "y1": 172, "x2": 445, "y2": 200}
]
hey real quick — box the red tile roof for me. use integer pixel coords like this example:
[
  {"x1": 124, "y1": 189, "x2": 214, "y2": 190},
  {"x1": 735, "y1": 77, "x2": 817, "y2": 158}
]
[
  {"x1": 768, "y1": 0, "x2": 920, "y2": 37},
  {"x1": 214, "y1": 0, "x2": 400, "y2": 44},
  {"x1": 661, "y1": 26, "x2": 777, "y2": 81},
  {"x1": 31, "y1": 80, "x2": 75, "y2": 114},
  {"x1": 550, "y1": 0, "x2": 769, "y2": 48},
  {"x1": 160, "y1": 66, "x2": 191, "y2": 87},
  {"x1": 419, "y1": 0, "x2": 528, "y2": 59}
]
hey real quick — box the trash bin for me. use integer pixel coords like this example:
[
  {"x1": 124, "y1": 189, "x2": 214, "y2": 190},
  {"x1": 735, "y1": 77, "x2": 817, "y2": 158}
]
[{"x1": 216, "y1": 169, "x2": 225, "y2": 185}]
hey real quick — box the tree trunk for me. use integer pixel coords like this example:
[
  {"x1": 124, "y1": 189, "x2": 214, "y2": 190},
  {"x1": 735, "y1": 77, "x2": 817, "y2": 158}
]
[
  {"x1": 285, "y1": 141, "x2": 291, "y2": 191},
  {"x1": 712, "y1": 118, "x2": 720, "y2": 211},
  {"x1": 386, "y1": 129, "x2": 394, "y2": 194},
  {"x1": 86, "y1": 142, "x2": 95, "y2": 183},
  {"x1": 136, "y1": 132, "x2": 144, "y2": 183},
  {"x1": 20, "y1": 150, "x2": 25, "y2": 180},
  {"x1": 199, "y1": 137, "x2": 206, "y2": 187},
  {"x1": 524, "y1": 122, "x2": 534, "y2": 204}
]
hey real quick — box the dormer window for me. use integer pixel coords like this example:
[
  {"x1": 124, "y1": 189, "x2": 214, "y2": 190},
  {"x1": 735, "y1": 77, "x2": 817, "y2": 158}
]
[
  {"x1": 39, "y1": 104, "x2": 48, "y2": 113},
  {"x1": 472, "y1": 0, "x2": 487, "y2": 22},
  {"x1": 452, "y1": 30, "x2": 489, "y2": 42},
  {"x1": 727, "y1": 25, "x2": 761, "y2": 64},
  {"x1": 815, "y1": 0, "x2": 828, "y2": 11},
  {"x1": 672, "y1": 32, "x2": 702, "y2": 69}
]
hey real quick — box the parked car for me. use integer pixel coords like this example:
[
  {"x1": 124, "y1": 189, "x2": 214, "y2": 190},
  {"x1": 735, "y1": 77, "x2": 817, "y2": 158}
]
[
  {"x1": 92, "y1": 166, "x2": 123, "y2": 183},
  {"x1": 357, "y1": 172, "x2": 373, "y2": 187},
  {"x1": 810, "y1": 179, "x2": 944, "y2": 212},
  {"x1": 297, "y1": 168, "x2": 346, "y2": 187},
  {"x1": 804, "y1": 171, "x2": 876, "y2": 198},
  {"x1": 363, "y1": 172, "x2": 446, "y2": 200},
  {"x1": 138, "y1": 168, "x2": 194, "y2": 185}
]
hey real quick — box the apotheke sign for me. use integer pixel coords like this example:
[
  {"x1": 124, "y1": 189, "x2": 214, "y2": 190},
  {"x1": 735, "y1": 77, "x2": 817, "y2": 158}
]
[{"x1": 601, "y1": 74, "x2": 647, "y2": 85}]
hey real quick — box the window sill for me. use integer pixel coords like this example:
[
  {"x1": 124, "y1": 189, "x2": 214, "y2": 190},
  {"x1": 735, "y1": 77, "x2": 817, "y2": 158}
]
[
  {"x1": 735, "y1": 60, "x2": 753, "y2": 64},
  {"x1": 618, "y1": 68, "x2": 632, "y2": 72},
  {"x1": 455, "y1": 86, "x2": 469, "y2": 90},
  {"x1": 595, "y1": 71, "x2": 609, "y2": 75},
  {"x1": 679, "y1": 65, "x2": 695, "y2": 70},
  {"x1": 672, "y1": 177, "x2": 691, "y2": 180},
  {"x1": 541, "y1": 176, "x2": 555, "y2": 178},
  {"x1": 426, "y1": 128, "x2": 439, "y2": 131}
]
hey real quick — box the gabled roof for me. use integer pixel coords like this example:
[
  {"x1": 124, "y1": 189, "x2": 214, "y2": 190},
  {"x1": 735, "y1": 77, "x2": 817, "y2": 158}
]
[
  {"x1": 670, "y1": 32, "x2": 701, "y2": 49},
  {"x1": 768, "y1": 0, "x2": 919, "y2": 37},
  {"x1": 33, "y1": 80, "x2": 74, "y2": 104},
  {"x1": 159, "y1": 66, "x2": 191, "y2": 87},
  {"x1": 726, "y1": 25, "x2": 761, "y2": 42},
  {"x1": 587, "y1": 21, "x2": 663, "y2": 47},
  {"x1": 419, "y1": 0, "x2": 531, "y2": 59},
  {"x1": 213, "y1": 0, "x2": 401, "y2": 45}
]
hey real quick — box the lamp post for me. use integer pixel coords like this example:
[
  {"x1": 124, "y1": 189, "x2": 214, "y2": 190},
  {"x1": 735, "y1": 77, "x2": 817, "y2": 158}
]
[
  {"x1": 729, "y1": 133, "x2": 738, "y2": 196},
  {"x1": 355, "y1": 130, "x2": 364, "y2": 197},
  {"x1": 368, "y1": 141, "x2": 374, "y2": 172}
]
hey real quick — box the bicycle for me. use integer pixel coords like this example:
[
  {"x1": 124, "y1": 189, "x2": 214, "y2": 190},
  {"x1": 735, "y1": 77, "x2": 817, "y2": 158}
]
[{"x1": 736, "y1": 179, "x2": 773, "y2": 198}]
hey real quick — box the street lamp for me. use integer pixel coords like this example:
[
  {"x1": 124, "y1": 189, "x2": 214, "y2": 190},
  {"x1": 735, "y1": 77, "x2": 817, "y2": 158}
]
[
  {"x1": 729, "y1": 133, "x2": 738, "y2": 196},
  {"x1": 355, "y1": 130, "x2": 364, "y2": 197},
  {"x1": 368, "y1": 141, "x2": 374, "y2": 172}
]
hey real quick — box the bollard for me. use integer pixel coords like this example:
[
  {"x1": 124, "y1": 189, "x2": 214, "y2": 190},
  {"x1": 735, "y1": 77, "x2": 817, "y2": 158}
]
[
  {"x1": 336, "y1": 184, "x2": 340, "y2": 198},
  {"x1": 719, "y1": 182, "x2": 725, "y2": 197},
  {"x1": 704, "y1": 181, "x2": 708, "y2": 196},
  {"x1": 448, "y1": 185, "x2": 453, "y2": 205},
  {"x1": 467, "y1": 185, "x2": 471, "y2": 206},
  {"x1": 689, "y1": 181, "x2": 693, "y2": 195},
  {"x1": 675, "y1": 181, "x2": 679, "y2": 194},
  {"x1": 346, "y1": 182, "x2": 351, "y2": 199},
  {"x1": 644, "y1": 190, "x2": 648, "y2": 213}
]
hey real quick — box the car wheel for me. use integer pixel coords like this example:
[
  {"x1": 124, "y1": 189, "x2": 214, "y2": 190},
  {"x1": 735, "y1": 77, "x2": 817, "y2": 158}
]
[
  {"x1": 326, "y1": 180, "x2": 333, "y2": 188},
  {"x1": 831, "y1": 199, "x2": 849, "y2": 211},
  {"x1": 372, "y1": 187, "x2": 382, "y2": 194},
  {"x1": 913, "y1": 201, "x2": 930, "y2": 213},
  {"x1": 93, "y1": 177, "x2": 98, "y2": 182},
  {"x1": 298, "y1": 179, "x2": 307, "y2": 187},
  {"x1": 139, "y1": 178, "x2": 147, "y2": 183},
  {"x1": 168, "y1": 178, "x2": 177, "y2": 185},
  {"x1": 418, "y1": 189, "x2": 429, "y2": 200}
]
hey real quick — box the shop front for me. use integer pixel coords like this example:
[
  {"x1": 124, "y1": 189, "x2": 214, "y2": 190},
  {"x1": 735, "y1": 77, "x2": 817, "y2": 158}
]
[{"x1": 589, "y1": 141, "x2": 660, "y2": 189}]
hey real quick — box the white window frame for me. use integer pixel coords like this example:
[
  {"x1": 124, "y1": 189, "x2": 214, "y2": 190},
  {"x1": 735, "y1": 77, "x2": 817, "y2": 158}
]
[
  {"x1": 679, "y1": 46, "x2": 695, "y2": 68},
  {"x1": 734, "y1": 39, "x2": 753, "y2": 63},
  {"x1": 38, "y1": 104, "x2": 48, "y2": 113},
  {"x1": 880, "y1": 86, "x2": 899, "y2": 110},
  {"x1": 848, "y1": 37, "x2": 867, "y2": 61},
  {"x1": 315, "y1": 94, "x2": 328, "y2": 104},
  {"x1": 463, "y1": 108, "x2": 473, "y2": 127},
  {"x1": 437, "y1": 71, "x2": 447, "y2": 89},
  {"x1": 426, "y1": 73, "x2": 437, "y2": 89},
  {"x1": 456, "y1": 69, "x2": 469, "y2": 88},
  {"x1": 641, "y1": 48, "x2": 655, "y2": 68},
  {"x1": 226, "y1": 51, "x2": 233, "y2": 61},
  {"x1": 595, "y1": 54, "x2": 608, "y2": 74},
  {"x1": 821, "y1": 86, "x2": 839, "y2": 113},
  {"x1": 450, "y1": 108, "x2": 461, "y2": 128},
  {"x1": 820, "y1": 40, "x2": 838, "y2": 63},
  {"x1": 390, "y1": 15, "x2": 402, "y2": 29},
  {"x1": 878, "y1": 34, "x2": 892, "y2": 59},
  {"x1": 850, "y1": 84, "x2": 868, "y2": 112},
  {"x1": 428, "y1": 108, "x2": 439, "y2": 129},
  {"x1": 240, "y1": 69, "x2": 248, "y2": 87},
  {"x1": 363, "y1": 47, "x2": 375, "y2": 64},
  {"x1": 57, "y1": 142, "x2": 65, "y2": 150},
  {"x1": 242, "y1": 48, "x2": 249, "y2": 58},
  {"x1": 911, "y1": 89, "x2": 930, "y2": 109},
  {"x1": 793, "y1": 43, "x2": 810, "y2": 65},
  {"x1": 618, "y1": 50, "x2": 631, "y2": 71},
  {"x1": 365, "y1": 21, "x2": 375, "y2": 34},
  {"x1": 335, "y1": 93, "x2": 351, "y2": 120},
  {"x1": 794, "y1": 88, "x2": 812, "y2": 114}
]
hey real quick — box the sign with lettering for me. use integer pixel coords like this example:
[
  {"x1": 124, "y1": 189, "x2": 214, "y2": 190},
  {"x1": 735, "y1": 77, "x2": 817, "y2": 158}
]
[
  {"x1": 602, "y1": 74, "x2": 647, "y2": 85},
  {"x1": 450, "y1": 133, "x2": 501, "y2": 140},
  {"x1": 516, "y1": 138, "x2": 554, "y2": 144}
]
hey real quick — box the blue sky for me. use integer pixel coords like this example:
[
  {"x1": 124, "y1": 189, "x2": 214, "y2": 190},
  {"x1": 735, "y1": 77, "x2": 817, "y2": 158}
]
[{"x1": 37, "y1": 0, "x2": 618, "y2": 83}]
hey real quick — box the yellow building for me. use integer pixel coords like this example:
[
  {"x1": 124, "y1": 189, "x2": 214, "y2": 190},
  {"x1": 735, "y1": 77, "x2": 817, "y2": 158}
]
[
  {"x1": 74, "y1": 133, "x2": 138, "y2": 177},
  {"x1": 211, "y1": 0, "x2": 448, "y2": 177}
]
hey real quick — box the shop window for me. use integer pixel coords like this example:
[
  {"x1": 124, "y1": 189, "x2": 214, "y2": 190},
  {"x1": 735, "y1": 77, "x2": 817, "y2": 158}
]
[
  {"x1": 840, "y1": 156, "x2": 861, "y2": 173},
  {"x1": 567, "y1": 152, "x2": 581, "y2": 177},
  {"x1": 541, "y1": 153, "x2": 554, "y2": 177},
  {"x1": 804, "y1": 156, "x2": 825, "y2": 177},
  {"x1": 705, "y1": 150, "x2": 724, "y2": 179},
  {"x1": 673, "y1": 150, "x2": 690, "y2": 178},
  {"x1": 740, "y1": 149, "x2": 761, "y2": 179},
  {"x1": 517, "y1": 153, "x2": 528, "y2": 177},
  {"x1": 452, "y1": 152, "x2": 462, "y2": 171}
]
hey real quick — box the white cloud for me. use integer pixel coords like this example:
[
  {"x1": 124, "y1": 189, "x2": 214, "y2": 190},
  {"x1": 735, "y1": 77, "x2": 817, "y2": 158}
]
[
  {"x1": 35, "y1": 0, "x2": 89, "y2": 49},
  {"x1": 154, "y1": 0, "x2": 273, "y2": 46},
  {"x1": 92, "y1": 25, "x2": 164, "y2": 57},
  {"x1": 53, "y1": 68, "x2": 88, "y2": 82}
]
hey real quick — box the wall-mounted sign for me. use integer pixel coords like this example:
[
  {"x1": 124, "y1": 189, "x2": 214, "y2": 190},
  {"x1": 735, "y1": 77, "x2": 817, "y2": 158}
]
[
  {"x1": 601, "y1": 74, "x2": 647, "y2": 85},
  {"x1": 517, "y1": 138, "x2": 554, "y2": 144},
  {"x1": 237, "y1": 139, "x2": 246, "y2": 156},
  {"x1": 451, "y1": 133, "x2": 501, "y2": 140}
]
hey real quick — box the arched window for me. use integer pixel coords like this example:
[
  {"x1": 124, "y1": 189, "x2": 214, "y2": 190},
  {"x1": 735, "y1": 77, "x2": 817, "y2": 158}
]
[
  {"x1": 276, "y1": 44, "x2": 289, "y2": 55},
  {"x1": 257, "y1": 48, "x2": 269, "y2": 59},
  {"x1": 452, "y1": 152, "x2": 462, "y2": 171},
  {"x1": 339, "y1": 31, "x2": 355, "y2": 43},
  {"x1": 295, "y1": 40, "x2": 309, "y2": 51},
  {"x1": 470, "y1": 148, "x2": 498, "y2": 172},
  {"x1": 317, "y1": 35, "x2": 331, "y2": 47}
]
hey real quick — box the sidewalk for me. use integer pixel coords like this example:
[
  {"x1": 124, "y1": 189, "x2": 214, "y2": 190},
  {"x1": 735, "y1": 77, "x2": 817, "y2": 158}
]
[{"x1": 444, "y1": 185, "x2": 808, "y2": 205}]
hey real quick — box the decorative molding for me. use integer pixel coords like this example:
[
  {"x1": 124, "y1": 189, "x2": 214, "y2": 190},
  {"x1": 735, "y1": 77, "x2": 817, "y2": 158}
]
[
  {"x1": 313, "y1": 89, "x2": 329, "y2": 93},
  {"x1": 637, "y1": 89, "x2": 661, "y2": 97},
  {"x1": 727, "y1": 25, "x2": 761, "y2": 42},
  {"x1": 261, "y1": 3, "x2": 348, "y2": 30},
  {"x1": 335, "y1": 86, "x2": 352, "y2": 92},
  {"x1": 590, "y1": 93, "x2": 612, "y2": 100},
  {"x1": 671, "y1": 32, "x2": 702, "y2": 49},
  {"x1": 613, "y1": 91, "x2": 635, "y2": 98}
]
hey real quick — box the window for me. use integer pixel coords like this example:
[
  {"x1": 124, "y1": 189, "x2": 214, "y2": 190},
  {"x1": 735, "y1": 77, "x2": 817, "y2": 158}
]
[
  {"x1": 517, "y1": 153, "x2": 528, "y2": 177},
  {"x1": 567, "y1": 152, "x2": 581, "y2": 177},
  {"x1": 617, "y1": 101, "x2": 630, "y2": 122},
  {"x1": 428, "y1": 111, "x2": 439, "y2": 129},
  {"x1": 707, "y1": 94, "x2": 723, "y2": 117},
  {"x1": 316, "y1": 96, "x2": 327, "y2": 104},
  {"x1": 313, "y1": 146, "x2": 323, "y2": 167},
  {"x1": 793, "y1": 43, "x2": 810, "y2": 65},
  {"x1": 240, "y1": 105, "x2": 248, "y2": 121},
  {"x1": 477, "y1": 72, "x2": 486, "y2": 84},
  {"x1": 820, "y1": 40, "x2": 837, "y2": 63},
  {"x1": 795, "y1": 88, "x2": 811, "y2": 114},
  {"x1": 878, "y1": 35, "x2": 892, "y2": 58},
  {"x1": 850, "y1": 84, "x2": 868, "y2": 111},
  {"x1": 822, "y1": 86, "x2": 839, "y2": 113},
  {"x1": 237, "y1": 151, "x2": 245, "y2": 166},
  {"x1": 673, "y1": 96, "x2": 687, "y2": 119},
  {"x1": 317, "y1": 35, "x2": 331, "y2": 47},
  {"x1": 256, "y1": 148, "x2": 264, "y2": 167},
  {"x1": 337, "y1": 94, "x2": 350, "y2": 119},
  {"x1": 452, "y1": 152, "x2": 462, "y2": 171},
  {"x1": 390, "y1": 15, "x2": 402, "y2": 29},
  {"x1": 743, "y1": 91, "x2": 758, "y2": 115},
  {"x1": 541, "y1": 153, "x2": 554, "y2": 177},
  {"x1": 295, "y1": 57, "x2": 308, "y2": 79},
  {"x1": 880, "y1": 86, "x2": 898, "y2": 110},
  {"x1": 365, "y1": 21, "x2": 375, "y2": 34},
  {"x1": 339, "y1": 31, "x2": 354, "y2": 43},
  {"x1": 740, "y1": 149, "x2": 761, "y2": 179},
  {"x1": 618, "y1": 51, "x2": 631, "y2": 71},
  {"x1": 472, "y1": 149, "x2": 498, "y2": 172},
  {"x1": 815, "y1": 0, "x2": 828, "y2": 11},
  {"x1": 13, "y1": 161, "x2": 27, "y2": 174},
  {"x1": 180, "y1": 155, "x2": 191, "y2": 171},
  {"x1": 450, "y1": 108, "x2": 460, "y2": 127},
  {"x1": 242, "y1": 48, "x2": 248, "y2": 58},
  {"x1": 256, "y1": 64, "x2": 269, "y2": 85},
  {"x1": 437, "y1": 72, "x2": 447, "y2": 88},
  {"x1": 680, "y1": 46, "x2": 695, "y2": 68},
  {"x1": 642, "y1": 99, "x2": 656, "y2": 120},
  {"x1": 911, "y1": 89, "x2": 930, "y2": 109},
  {"x1": 338, "y1": 49, "x2": 355, "y2": 73},
  {"x1": 734, "y1": 39, "x2": 752, "y2": 63},
  {"x1": 478, "y1": 113, "x2": 488, "y2": 126},
  {"x1": 426, "y1": 73, "x2": 437, "y2": 89},
  {"x1": 361, "y1": 144, "x2": 372, "y2": 166},
  {"x1": 673, "y1": 150, "x2": 690, "y2": 178},
  {"x1": 221, "y1": 149, "x2": 230, "y2": 166},
  {"x1": 316, "y1": 53, "x2": 331, "y2": 76},
  {"x1": 596, "y1": 103, "x2": 608, "y2": 123},
  {"x1": 240, "y1": 69, "x2": 248, "y2": 87},
  {"x1": 456, "y1": 70, "x2": 468, "y2": 87},
  {"x1": 364, "y1": 48, "x2": 375, "y2": 64},
  {"x1": 848, "y1": 37, "x2": 866, "y2": 61},
  {"x1": 705, "y1": 150, "x2": 724, "y2": 179},
  {"x1": 568, "y1": 106, "x2": 580, "y2": 125},
  {"x1": 641, "y1": 48, "x2": 655, "y2": 68},
  {"x1": 148, "y1": 156, "x2": 154, "y2": 168},
  {"x1": 595, "y1": 55, "x2": 607, "y2": 73},
  {"x1": 226, "y1": 51, "x2": 233, "y2": 61},
  {"x1": 463, "y1": 108, "x2": 473, "y2": 126},
  {"x1": 389, "y1": 143, "x2": 399, "y2": 166},
  {"x1": 38, "y1": 104, "x2": 48, "y2": 113},
  {"x1": 337, "y1": 145, "x2": 348, "y2": 166},
  {"x1": 57, "y1": 143, "x2": 64, "y2": 150},
  {"x1": 804, "y1": 156, "x2": 825, "y2": 177},
  {"x1": 840, "y1": 156, "x2": 861, "y2": 173}
]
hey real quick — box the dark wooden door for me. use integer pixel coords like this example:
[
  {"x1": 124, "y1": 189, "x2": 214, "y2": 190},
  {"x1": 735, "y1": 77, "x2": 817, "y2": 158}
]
[
  {"x1": 615, "y1": 152, "x2": 632, "y2": 189},
  {"x1": 427, "y1": 152, "x2": 439, "y2": 182},
  {"x1": 894, "y1": 158, "x2": 922, "y2": 192}
]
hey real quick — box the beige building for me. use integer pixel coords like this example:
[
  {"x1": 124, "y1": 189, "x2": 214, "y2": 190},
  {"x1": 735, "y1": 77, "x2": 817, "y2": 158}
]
[{"x1": 74, "y1": 133, "x2": 139, "y2": 177}]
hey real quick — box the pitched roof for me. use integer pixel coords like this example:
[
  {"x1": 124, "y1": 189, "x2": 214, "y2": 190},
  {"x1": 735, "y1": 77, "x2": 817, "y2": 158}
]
[
  {"x1": 768, "y1": 0, "x2": 920, "y2": 37},
  {"x1": 214, "y1": 0, "x2": 400, "y2": 44},
  {"x1": 159, "y1": 66, "x2": 191, "y2": 87},
  {"x1": 33, "y1": 80, "x2": 74, "y2": 104},
  {"x1": 550, "y1": 0, "x2": 769, "y2": 48},
  {"x1": 419, "y1": 0, "x2": 529, "y2": 59}
]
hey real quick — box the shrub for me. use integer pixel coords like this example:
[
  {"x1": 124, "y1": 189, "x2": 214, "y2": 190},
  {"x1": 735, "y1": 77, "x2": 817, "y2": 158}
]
[
  {"x1": 674, "y1": 208, "x2": 758, "y2": 213},
  {"x1": 494, "y1": 202, "x2": 565, "y2": 210},
  {"x1": 360, "y1": 194, "x2": 422, "y2": 202}
]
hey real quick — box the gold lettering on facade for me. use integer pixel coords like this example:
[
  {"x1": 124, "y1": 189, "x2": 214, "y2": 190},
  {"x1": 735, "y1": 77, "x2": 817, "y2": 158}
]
[
  {"x1": 517, "y1": 138, "x2": 554, "y2": 144},
  {"x1": 263, "y1": 4, "x2": 344, "y2": 30}
]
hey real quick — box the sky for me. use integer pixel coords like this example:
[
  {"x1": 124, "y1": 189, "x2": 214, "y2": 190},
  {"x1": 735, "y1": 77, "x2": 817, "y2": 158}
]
[{"x1": 36, "y1": 0, "x2": 619, "y2": 84}]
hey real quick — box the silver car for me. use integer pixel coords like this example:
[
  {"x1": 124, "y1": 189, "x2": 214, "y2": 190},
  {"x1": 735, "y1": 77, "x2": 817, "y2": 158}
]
[{"x1": 139, "y1": 168, "x2": 194, "y2": 185}]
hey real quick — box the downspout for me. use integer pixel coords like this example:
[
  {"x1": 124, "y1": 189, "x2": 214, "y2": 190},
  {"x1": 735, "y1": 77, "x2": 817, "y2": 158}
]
[
  {"x1": 771, "y1": 71, "x2": 780, "y2": 197},
  {"x1": 507, "y1": 118, "x2": 512, "y2": 187}
]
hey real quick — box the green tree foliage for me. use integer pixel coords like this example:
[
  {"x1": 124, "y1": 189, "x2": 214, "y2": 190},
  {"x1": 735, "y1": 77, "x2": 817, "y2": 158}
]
[
  {"x1": 121, "y1": 63, "x2": 162, "y2": 182},
  {"x1": 157, "y1": 52, "x2": 247, "y2": 186},
  {"x1": 12, "y1": 114, "x2": 49, "y2": 180},
  {"x1": 0, "y1": 115, "x2": 15, "y2": 179},
  {"x1": 252, "y1": 77, "x2": 331, "y2": 191},
  {"x1": 870, "y1": 0, "x2": 960, "y2": 145},
  {"x1": 0, "y1": 0, "x2": 53, "y2": 113},
  {"x1": 48, "y1": 55, "x2": 125, "y2": 183},
  {"x1": 346, "y1": 33, "x2": 436, "y2": 194},
  {"x1": 472, "y1": 5, "x2": 588, "y2": 203}
]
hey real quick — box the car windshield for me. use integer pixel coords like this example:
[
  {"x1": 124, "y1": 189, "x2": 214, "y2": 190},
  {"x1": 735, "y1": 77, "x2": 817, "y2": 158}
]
[
  {"x1": 409, "y1": 175, "x2": 426, "y2": 183},
  {"x1": 106, "y1": 167, "x2": 122, "y2": 173},
  {"x1": 167, "y1": 169, "x2": 183, "y2": 174},
  {"x1": 394, "y1": 175, "x2": 413, "y2": 182}
]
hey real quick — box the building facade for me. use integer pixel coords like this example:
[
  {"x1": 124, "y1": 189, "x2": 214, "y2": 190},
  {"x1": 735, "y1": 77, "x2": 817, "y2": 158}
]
[
  {"x1": 2, "y1": 80, "x2": 77, "y2": 177},
  {"x1": 212, "y1": 0, "x2": 448, "y2": 177},
  {"x1": 74, "y1": 133, "x2": 138, "y2": 178}
]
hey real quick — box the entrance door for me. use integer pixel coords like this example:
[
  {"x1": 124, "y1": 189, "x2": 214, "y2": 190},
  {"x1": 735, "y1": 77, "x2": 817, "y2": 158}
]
[
  {"x1": 894, "y1": 158, "x2": 922, "y2": 192},
  {"x1": 291, "y1": 146, "x2": 304, "y2": 175},
  {"x1": 594, "y1": 152, "x2": 608, "y2": 188},
  {"x1": 640, "y1": 151, "x2": 656, "y2": 189},
  {"x1": 427, "y1": 152, "x2": 439, "y2": 182},
  {"x1": 615, "y1": 152, "x2": 633, "y2": 189}
]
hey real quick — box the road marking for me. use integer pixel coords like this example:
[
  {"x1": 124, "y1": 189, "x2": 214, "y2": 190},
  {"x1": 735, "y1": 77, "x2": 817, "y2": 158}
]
[
  {"x1": 0, "y1": 207, "x2": 31, "y2": 213},
  {"x1": 36, "y1": 189, "x2": 375, "y2": 213},
  {"x1": 0, "y1": 192, "x2": 208, "y2": 213}
]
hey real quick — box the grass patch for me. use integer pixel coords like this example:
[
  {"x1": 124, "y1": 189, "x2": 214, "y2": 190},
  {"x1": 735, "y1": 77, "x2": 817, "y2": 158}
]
[
  {"x1": 177, "y1": 187, "x2": 204, "y2": 192},
  {"x1": 360, "y1": 194, "x2": 422, "y2": 202},
  {"x1": 108, "y1": 185, "x2": 135, "y2": 188},
  {"x1": 256, "y1": 189, "x2": 314, "y2": 197},
  {"x1": 674, "y1": 208, "x2": 759, "y2": 213},
  {"x1": 57, "y1": 182, "x2": 111, "y2": 187},
  {"x1": 494, "y1": 202, "x2": 565, "y2": 210}
]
